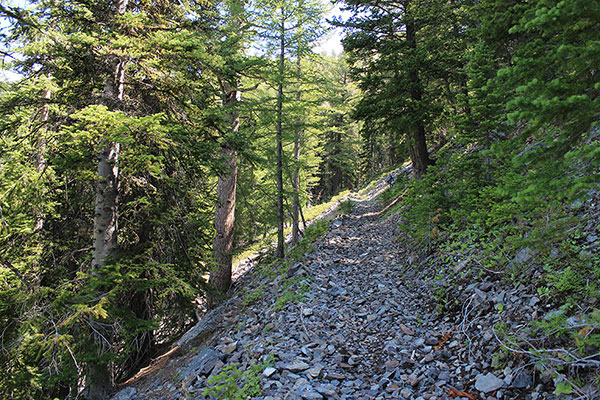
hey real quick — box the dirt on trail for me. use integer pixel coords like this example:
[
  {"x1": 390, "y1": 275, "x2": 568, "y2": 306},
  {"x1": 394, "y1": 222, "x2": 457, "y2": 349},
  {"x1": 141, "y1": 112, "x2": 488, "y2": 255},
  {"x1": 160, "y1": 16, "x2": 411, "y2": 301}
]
[{"x1": 111, "y1": 174, "x2": 553, "y2": 400}]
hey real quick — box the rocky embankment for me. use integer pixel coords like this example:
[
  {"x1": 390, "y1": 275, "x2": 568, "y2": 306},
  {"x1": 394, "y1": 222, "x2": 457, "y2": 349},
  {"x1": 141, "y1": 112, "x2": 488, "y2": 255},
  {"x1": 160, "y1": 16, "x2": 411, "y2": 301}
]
[{"x1": 111, "y1": 177, "x2": 592, "y2": 400}]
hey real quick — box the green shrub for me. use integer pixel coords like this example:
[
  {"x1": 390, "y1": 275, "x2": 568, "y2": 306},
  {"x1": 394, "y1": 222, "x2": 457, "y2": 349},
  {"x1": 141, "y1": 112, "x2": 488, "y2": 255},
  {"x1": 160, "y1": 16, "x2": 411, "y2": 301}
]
[
  {"x1": 242, "y1": 286, "x2": 265, "y2": 306},
  {"x1": 274, "y1": 279, "x2": 311, "y2": 310},
  {"x1": 288, "y1": 219, "x2": 329, "y2": 262},
  {"x1": 203, "y1": 355, "x2": 274, "y2": 400},
  {"x1": 339, "y1": 200, "x2": 354, "y2": 214}
]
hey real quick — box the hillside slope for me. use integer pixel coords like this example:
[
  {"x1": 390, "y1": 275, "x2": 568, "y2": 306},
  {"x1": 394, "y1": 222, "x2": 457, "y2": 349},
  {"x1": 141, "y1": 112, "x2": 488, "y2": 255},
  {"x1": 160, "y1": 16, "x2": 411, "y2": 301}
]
[{"x1": 109, "y1": 171, "x2": 600, "y2": 400}]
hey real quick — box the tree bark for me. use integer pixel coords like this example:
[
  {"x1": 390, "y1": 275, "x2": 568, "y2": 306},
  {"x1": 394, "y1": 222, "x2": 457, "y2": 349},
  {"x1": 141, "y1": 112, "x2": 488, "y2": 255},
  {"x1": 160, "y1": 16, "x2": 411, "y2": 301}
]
[
  {"x1": 87, "y1": 68, "x2": 123, "y2": 400},
  {"x1": 92, "y1": 138, "x2": 120, "y2": 273},
  {"x1": 93, "y1": 40, "x2": 127, "y2": 273},
  {"x1": 209, "y1": 87, "x2": 239, "y2": 300},
  {"x1": 405, "y1": 15, "x2": 432, "y2": 178},
  {"x1": 291, "y1": 132, "x2": 301, "y2": 245},
  {"x1": 275, "y1": 11, "x2": 285, "y2": 259},
  {"x1": 291, "y1": 51, "x2": 302, "y2": 246},
  {"x1": 209, "y1": 0, "x2": 243, "y2": 305},
  {"x1": 87, "y1": 1, "x2": 128, "y2": 398}
]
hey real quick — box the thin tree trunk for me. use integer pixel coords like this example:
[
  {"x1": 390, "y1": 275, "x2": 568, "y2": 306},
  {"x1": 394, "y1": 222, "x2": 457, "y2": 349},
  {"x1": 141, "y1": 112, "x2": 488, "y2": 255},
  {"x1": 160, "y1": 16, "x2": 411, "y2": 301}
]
[
  {"x1": 330, "y1": 128, "x2": 342, "y2": 194},
  {"x1": 88, "y1": 0, "x2": 128, "y2": 397},
  {"x1": 34, "y1": 88, "x2": 51, "y2": 232},
  {"x1": 299, "y1": 201, "x2": 307, "y2": 231},
  {"x1": 405, "y1": 15, "x2": 432, "y2": 178},
  {"x1": 209, "y1": 87, "x2": 239, "y2": 301},
  {"x1": 291, "y1": 135, "x2": 301, "y2": 245},
  {"x1": 275, "y1": 12, "x2": 285, "y2": 258},
  {"x1": 291, "y1": 51, "x2": 302, "y2": 246}
]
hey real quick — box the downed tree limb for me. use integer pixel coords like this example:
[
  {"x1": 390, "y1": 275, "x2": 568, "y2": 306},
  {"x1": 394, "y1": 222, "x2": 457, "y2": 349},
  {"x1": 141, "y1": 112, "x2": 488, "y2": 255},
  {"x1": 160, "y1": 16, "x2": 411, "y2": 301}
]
[
  {"x1": 360, "y1": 187, "x2": 410, "y2": 219},
  {"x1": 378, "y1": 187, "x2": 409, "y2": 215}
]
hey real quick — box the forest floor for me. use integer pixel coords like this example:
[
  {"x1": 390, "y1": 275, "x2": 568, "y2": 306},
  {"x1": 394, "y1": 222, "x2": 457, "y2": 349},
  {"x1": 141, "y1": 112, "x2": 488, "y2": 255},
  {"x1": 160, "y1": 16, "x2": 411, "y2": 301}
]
[{"x1": 111, "y1": 174, "x2": 567, "y2": 400}]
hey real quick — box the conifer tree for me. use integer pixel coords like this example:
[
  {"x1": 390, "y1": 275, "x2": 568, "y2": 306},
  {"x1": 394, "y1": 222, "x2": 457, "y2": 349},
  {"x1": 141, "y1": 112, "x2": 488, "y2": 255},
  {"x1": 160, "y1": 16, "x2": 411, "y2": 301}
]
[
  {"x1": 339, "y1": 0, "x2": 465, "y2": 176},
  {"x1": 253, "y1": 0, "x2": 325, "y2": 257},
  {"x1": 0, "y1": 0, "x2": 226, "y2": 396},
  {"x1": 209, "y1": 0, "x2": 247, "y2": 304},
  {"x1": 289, "y1": 0, "x2": 325, "y2": 245}
]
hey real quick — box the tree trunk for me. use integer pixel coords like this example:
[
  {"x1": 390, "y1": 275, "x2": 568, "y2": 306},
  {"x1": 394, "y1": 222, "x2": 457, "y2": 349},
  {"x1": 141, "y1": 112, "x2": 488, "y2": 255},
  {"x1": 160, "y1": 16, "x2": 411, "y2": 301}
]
[
  {"x1": 275, "y1": 12, "x2": 285, "y2": 259},
  {"x1": 87, "y1": 65, "x2": 123, "y2": 400},
  {"x1": 209, "y1": 0, "x2": 243, "y2": 305},
  {"x1": 291, "y1": 133, "x2": 301, "y2": 245},
  {"x1": 87, "y1": 1, "x2": 128, "y2": 397},
  {"x1": 92, "y1": 139, "x2": 121, "y2": 273},
  {"x1": 330, "y1": 128, "x2": 342, "y2": 195},
  {"x1": 209, "y1": 99, "x2": 239, "y2": 300},
  {"x1": 291, "y1": 52, "x2": 302, "y2": 246},
  {"x1": 34, "y1": 88, "x2": 51, "y2": 232},
  {"x1": 93, "y1": 34, "x2": 127, "y2": 273},
  {"x1": 408, "y1": 123, "x2": 430, "y2": 176},
  {"x1": 405, "y1": 15, "x2": 432, "y2": 178}
]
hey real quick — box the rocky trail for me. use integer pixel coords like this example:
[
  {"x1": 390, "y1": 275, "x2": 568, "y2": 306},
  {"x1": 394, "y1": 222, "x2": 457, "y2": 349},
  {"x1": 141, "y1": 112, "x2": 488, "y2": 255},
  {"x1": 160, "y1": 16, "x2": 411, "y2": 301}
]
[{"x1": 112, "y1": 175, "x2": 559, "y2": 400}]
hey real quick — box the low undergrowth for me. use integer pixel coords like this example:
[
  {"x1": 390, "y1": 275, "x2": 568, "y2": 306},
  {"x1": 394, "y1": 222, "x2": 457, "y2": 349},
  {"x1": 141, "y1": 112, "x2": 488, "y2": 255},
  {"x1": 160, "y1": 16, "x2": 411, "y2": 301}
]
[
  {"x1": 395, "y1": 130, "x2": 600, "y2": 395},
  {"x1": 233, "y1": 192, "x2": 345, "y2": 265},
  {"x1": 338, "y1": 199, "x2": 354, "y2": 214},
  {"x1": 203, "y1": 354, "x2": 274, "y2": 400},
  {"x1": 288, "y1": 219, "x2": 330, "y2": 262},
  {"x1": 273, "y1": 279, "x2": 311, "y2": 311}
]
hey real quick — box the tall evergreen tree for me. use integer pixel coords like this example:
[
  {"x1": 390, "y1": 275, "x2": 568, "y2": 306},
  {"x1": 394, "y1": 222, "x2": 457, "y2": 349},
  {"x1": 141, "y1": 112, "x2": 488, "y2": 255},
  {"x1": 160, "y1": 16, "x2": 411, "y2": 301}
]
[
  {"x1": 253, "y1": 0, "x2": 325, "y2": 257},
  {"x1": 209, "y1": 0, "x2": 248, "y2": 304},
  {"x1": 88, "y1": 2, "x2": 130, "y2": 395},
  {"x1": 339, "y1": 0, "x2": 464, "y2": 176},
  {"x1": 0, "y1": 0, "x2": 225, "y2": 396}
]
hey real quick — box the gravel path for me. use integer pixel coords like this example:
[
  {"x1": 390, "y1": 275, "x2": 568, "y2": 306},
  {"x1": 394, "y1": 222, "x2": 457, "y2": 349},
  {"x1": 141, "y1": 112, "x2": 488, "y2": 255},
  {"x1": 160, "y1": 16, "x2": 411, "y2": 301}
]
[
  {"x1": 113, "y1": 176, "x2": 549, "y2": 400},
  {"x1": 256, "y1": 182, "x2": 460, "y2": 400}
]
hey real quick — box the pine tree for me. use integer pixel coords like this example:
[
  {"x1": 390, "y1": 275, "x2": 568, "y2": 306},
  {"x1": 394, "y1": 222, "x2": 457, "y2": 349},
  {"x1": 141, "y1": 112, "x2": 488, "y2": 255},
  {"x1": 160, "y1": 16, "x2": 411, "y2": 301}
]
[
  {"x1": 0, "y1": 0, "x2": 226, "y2": 396},
  {"x1": 209, "y1": 0, "x2": 248, "y2": 305},
  {"x1": 253, "y1": 0, "x2": 325, "y2": 257},
  {"x1": 339, "y1": 0, "x2": 466, "y2": 176}
]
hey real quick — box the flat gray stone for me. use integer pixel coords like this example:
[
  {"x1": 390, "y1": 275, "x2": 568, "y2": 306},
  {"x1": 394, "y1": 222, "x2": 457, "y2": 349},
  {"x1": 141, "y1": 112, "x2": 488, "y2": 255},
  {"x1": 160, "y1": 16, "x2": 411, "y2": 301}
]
[
  {"x1": 475, "y1": 372, "x2": 504, "y2": 393},
  {"x1": 111, "y1": 387, "x2": 137, "y2": 400},
  {"x1": 285, "y1": 360, "x2": 310, "y2": 372},
  {"x1": 512, "y1": 372, "x2": 533, "y2": 389},
  {"x1": 300, "y1": 390, "x2": 324, "y2": 400},
  {"x1": 514, "y1": 247, "x2": 534, "y2": 264},
  {"x1": 315, "y1": 384, "x2": 337, "y2": 397},
  {"x1": 308, "y1": 364, "x2": 324, "y2": 378},
  {"x1": 179, "y1": 347, "x2": 219, "y2": 380},
  {"x1": 329, "y1": 287, "x2": 347, "y2": 297}
]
